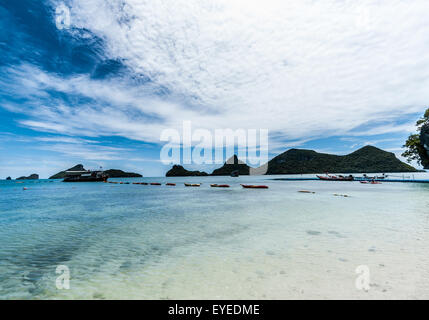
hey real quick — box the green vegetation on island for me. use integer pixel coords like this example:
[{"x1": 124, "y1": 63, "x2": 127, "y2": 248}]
[
  {"x1": 16, "y1": 174, "x2": 39, "y2": 180},
  {"x1": 166, "y1": 165, "x2": 208, "y2": 177},
  {"x1": 207, "y1": 146, "x2": 417, "y2": 176},
  {"x1": 49, "y1": 164, "x2": 142, "y2": 179},
  {"x1": 104, "y1": 169, "x2": 142, "y2": 178},
  {"x1": 266, "y1": 146, "x2": 417, "y2": 174},
  {"x1": 211, "y1": 155, "x2": 250, "y2": 176}
]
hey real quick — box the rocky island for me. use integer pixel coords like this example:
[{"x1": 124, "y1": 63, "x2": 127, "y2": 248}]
[
  {"x1": 211, "y1": 155, "x2": 250, "y2": 176},
  {"x1": 104, "y1": 169, "x2": 142, "y2": 178},
  {"x1": 49, "y1": 164, "x2": 142, "y2": 179},
  {"x1": 16, "y1": 174, "x2": 39, "y2": 180},
  {"x1": 265, "y1": 146, "x2": 417, "y2": 174},
  {"x1": 6, "y1": 177, "x2": 12, "y2": 180},
  {"x1": 166, "y1": 165, "x2": 208, "y2": 177}
]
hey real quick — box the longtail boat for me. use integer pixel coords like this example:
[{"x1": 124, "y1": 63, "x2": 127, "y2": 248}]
[
  {"x1": 360, "y1": 181, "x2": 382, "y2": 184},
  {"x1": 241, "y1": 184, "x2": 269, "y2": 189},
  {"x1": 316, "y1": 175, "x2": 354, "y2": 181},
  {"x1": 210, "y1": 184, "x2": 230, "y2": 188}
]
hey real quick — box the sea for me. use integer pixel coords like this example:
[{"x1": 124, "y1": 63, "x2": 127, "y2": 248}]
[{"x1": 0, "y1": 173, "x2": 428, "y2": 299}]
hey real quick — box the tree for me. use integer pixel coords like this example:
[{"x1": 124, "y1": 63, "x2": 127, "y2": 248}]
[{"x1": 402, "y1": 108, "x2": 429, "y2": 165}]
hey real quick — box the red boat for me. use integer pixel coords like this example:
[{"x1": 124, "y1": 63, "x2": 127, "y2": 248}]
[
  {"x1": 316, "y1": 175, "x2": 354, "y2": 181},
  {"x1": 210, "y1": 184, "x2": 230, "y2": 188},
  {"x1": 241, "y1": 184, "x2": 269, "y2": 189},
  {"x1": 150, "y1": 182, "x2": 162, "y2": 185},
  {"x1": 360, "y1": 181, "x2": 382, "y2": 184},
  {"x1": 166, "y1": 183, "x2": 176, "y2": 186}
]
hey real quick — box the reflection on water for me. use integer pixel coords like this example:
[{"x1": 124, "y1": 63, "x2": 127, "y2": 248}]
[{"x1": 0, "y1": 174, "x2": 429, "y2": 299}]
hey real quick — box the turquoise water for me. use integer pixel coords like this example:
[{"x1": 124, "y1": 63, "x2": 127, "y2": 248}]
[{"x1": 0, "y1": 174, "x2": 429, "y2": 299}]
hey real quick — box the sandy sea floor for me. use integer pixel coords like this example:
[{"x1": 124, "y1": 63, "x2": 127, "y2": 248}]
[{"x1": 0, "y1": 174, "x2": 428, "y2": 299}]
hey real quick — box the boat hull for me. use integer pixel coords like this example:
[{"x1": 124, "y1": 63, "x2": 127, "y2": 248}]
[
  {"x1": 316, "y1": 175, "x2": 354, "y2": 181},
  {"x1": 63, "y1": 177, "x2": 107, "y2": 182},
  {"x1": 241, "y1": 184, "x2": 269, "y2": 189}
]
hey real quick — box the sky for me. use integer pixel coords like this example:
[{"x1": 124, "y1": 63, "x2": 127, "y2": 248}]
[{"x1": 1, "y1": 0, "x2": 428, "y2": 178}]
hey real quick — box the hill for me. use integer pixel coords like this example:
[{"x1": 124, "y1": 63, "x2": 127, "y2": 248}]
[
  {"x1": 104, "y1": 169, "x2": 142, "y2": 178},
  {"x1": 50, "y1": 164, "x2": 142, "y2": 179},
  {"x1": 166, "y1": 165, "x2": 208, "y2": 177},
  {"x1": 211, "y1": 155, "x2": 250, "y2": 176},
  {"x1": 16, "y1": 174, "x2": 39, "y2": 180},
  {"x1": 265, "y1": 146, "x2": 417, "y2": 174},
  {"x1": 49, "y1": 164, "x2": 85, "y2": 179}
]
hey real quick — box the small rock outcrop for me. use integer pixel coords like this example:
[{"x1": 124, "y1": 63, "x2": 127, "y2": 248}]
[
  {"x1": 166, "y1": 165, "x2": 208, "y2": 177},
  {"x1": 6, "y1": 177, "x2": 12, "y2": 180},
  {"x1": 16, "y1": 174, "x2": 39, "y2": 180},
  {"x1": 211, "y1": 155, "x2": 250, "y2": 176},
  {"x1": 419, "y1": 124, "x2": 429, "y2": 169}
]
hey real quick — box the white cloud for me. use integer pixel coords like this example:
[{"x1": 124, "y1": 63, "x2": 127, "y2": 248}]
[
  {"x1": 58, "y1": 0, "x2": 429, "y2": 137},
  {"x1": 5, "y1": 0, "x2": 429, "y2": 151},
  {"x1": 41, "y1": 143, "x2": 128, "y2": 160}
]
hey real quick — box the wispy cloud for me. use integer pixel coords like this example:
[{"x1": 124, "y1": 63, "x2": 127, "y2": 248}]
[
  {"x1": 59, "y1": 0, "x2": 429, "y2": 136},
  {"x1": 1, "y1": 0, "x2": 429, "y2": 173}
]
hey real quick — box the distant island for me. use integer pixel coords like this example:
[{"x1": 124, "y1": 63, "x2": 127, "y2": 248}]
[
  {"x1": 265, "y1": 146, "x2": 417, "y2": 174},
  {"x1": 16, "y1": 174, "x2": 39, "y2": 180},
  {"x1": 166, "y1": 146, "x2": 417, "y2": 176},
  {"x1": 49, "y1": 164, "x2": 142, "y2": 179},
  {"x1": 166, "y1": 165, "x2": 208, "y2": 177},
  {"x1": 104, "y1": 169, "x2": 142, "y2": 178},
  {"x1": 211, "y1": 155, "x2": 250, "y2": 176}
]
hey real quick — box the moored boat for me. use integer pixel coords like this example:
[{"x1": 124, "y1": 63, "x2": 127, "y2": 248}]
[
  {"x1": 241, "y1": 184, "x2": 269, "y2": 189},
  {"x1": 316, "y1": 174, "x2": 354, "y2": 181},
  {"x1": 210, "y1": 184, "x2": 230, "y2": 188},
  {"x1": 166, "y1": 183, "x2": 176, "y2": 186},
  {"x1": 360, "y1": 181, "x2": 382, "y2": 184},
  {"x1": 184, "y1": 183, "x2": 201, "y2": 187},
  {"x1": 150, "y1": 182, "x2": 162, "y2": 185},
  {"x1": 63, "y1": 169, "x2": 108, "y2": 182}
]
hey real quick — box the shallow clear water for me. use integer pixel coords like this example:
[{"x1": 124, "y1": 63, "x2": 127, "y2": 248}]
[{"x1": 0, "y1": 174, "x2": 428, "y2": 299}]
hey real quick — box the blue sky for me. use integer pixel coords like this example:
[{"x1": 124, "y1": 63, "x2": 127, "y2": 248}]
[{"x1": 1, "y1": 0, "x2": 428, "y2": 178}]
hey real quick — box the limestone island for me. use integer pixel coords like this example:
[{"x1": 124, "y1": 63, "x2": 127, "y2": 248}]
[
  {"x1": 16, "y1": 174, "x2": 39, "y2": 180},
  {"x1": 166, "y1": 165, "x2": 208, "y2": 177},
  {"x1": 211, "y1": 155, "x2": 250, "y2": 176},
  {"x1": 49, "y1": 164, "x2": 142, "y2": 179},
  {"x1": 193, "y1": 146, "x2": 417, "y2": 176},
  {"x1": 265, "y1": 146, "x2": 417, "y2": 174}
]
